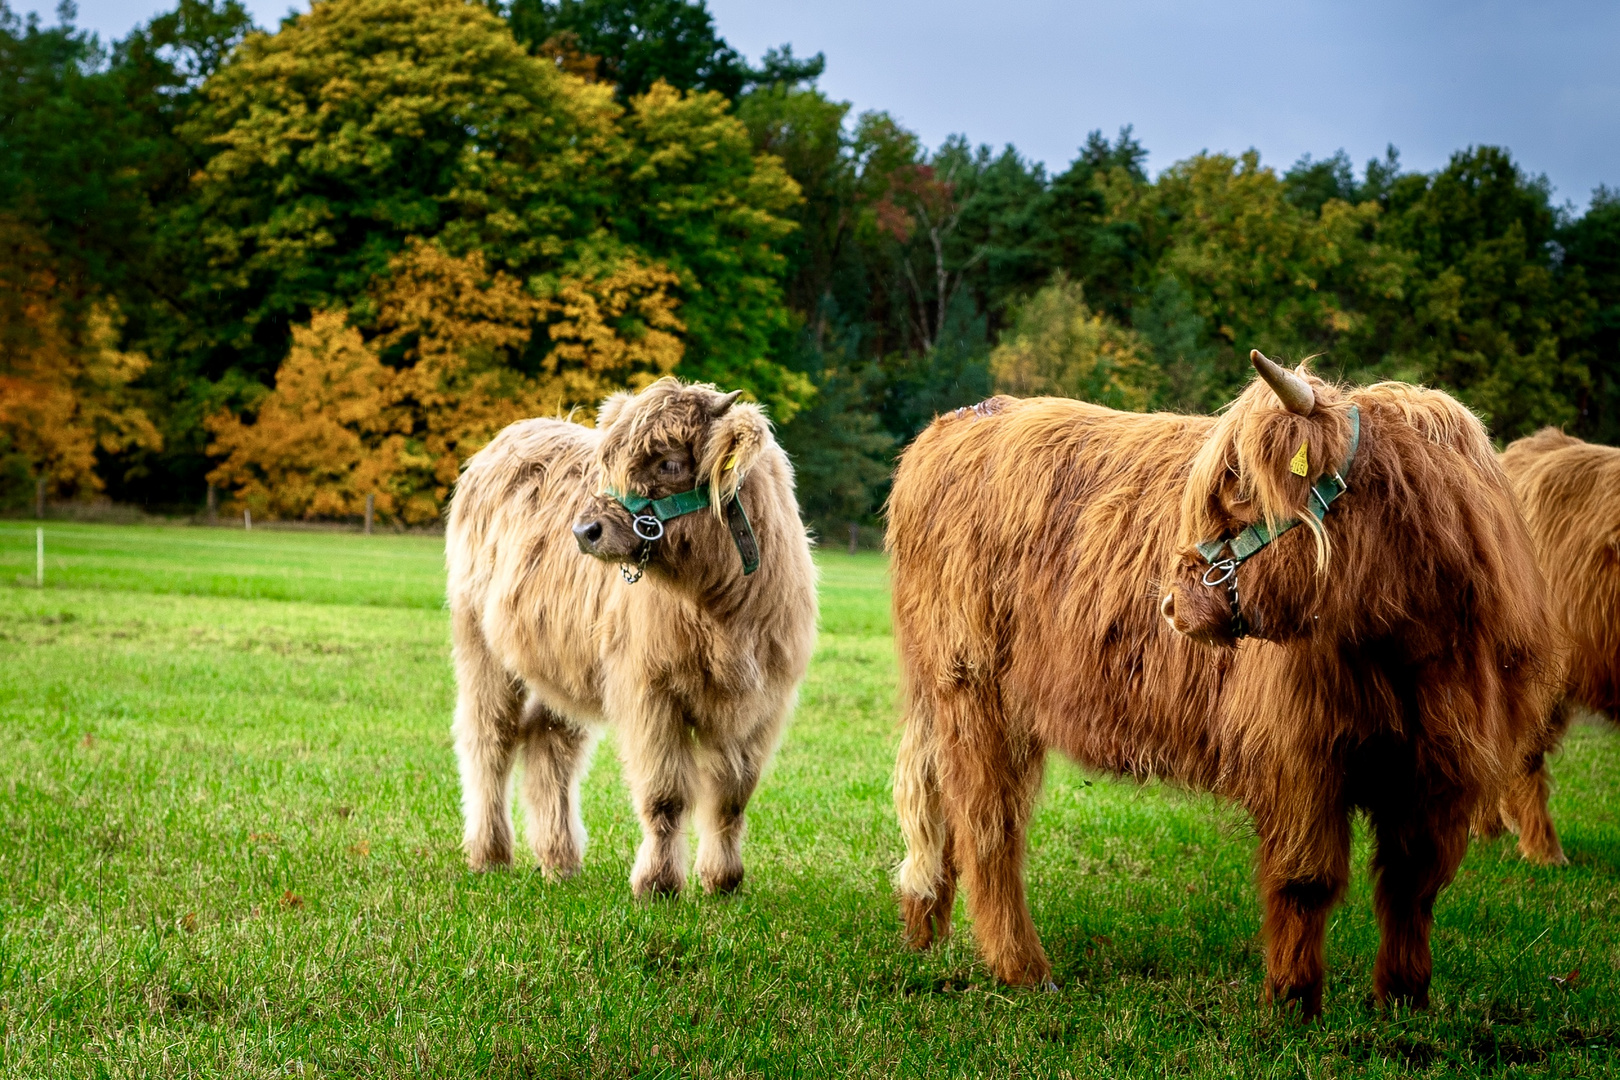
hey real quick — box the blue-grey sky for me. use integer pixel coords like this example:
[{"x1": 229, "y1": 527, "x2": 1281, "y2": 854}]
[{"x1": 23, "y1": 0, "x2": 1620, "y2": 210}]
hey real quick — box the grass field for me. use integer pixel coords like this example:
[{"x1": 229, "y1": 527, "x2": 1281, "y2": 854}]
[{"x1": 2, "y1": 521, "x2": 1619, "y2": 1078}]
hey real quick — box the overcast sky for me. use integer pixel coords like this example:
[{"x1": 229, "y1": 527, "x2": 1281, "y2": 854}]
[{"x1": 26, "y1": 0, "x2": 1620, "y2": 211}]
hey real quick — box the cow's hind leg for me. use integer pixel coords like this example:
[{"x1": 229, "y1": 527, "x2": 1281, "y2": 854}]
[
  {"x1": 895, "y1": 696, "x2": 957, "y2": 949},
  {"x1": 1497, "y1": 699, "x2": 1574, "y2": 866},
  {"x1": 693, "y1": 715, "x2": 779, "y2": 895},
  {"x1": 619, "y1": 697, "x2": 697, "y2": 898},
  {"x1": 1258, "y1": 815, "x2": 1350, "y2": 1020},
  {"x1": 938, "y1": 690, "x2": 1049, "y2": 987},
  {"x1": 451, "y1": 608, "x2": 523, "y2": 871},
  {"x1": 518, "y1": 698, "x2": 598, "y2": 880},
  {"x1": 1369, "y1": 799, "x2": 1469, "y2": 1008},
  {"x1": 1501, "y1": 752, "x2": 1567, "y2": 866}
]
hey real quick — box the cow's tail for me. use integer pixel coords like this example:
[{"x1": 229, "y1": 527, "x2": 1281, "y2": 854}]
[{"x1": 893, "y1": 681, "x2": 955, "y2": 946}]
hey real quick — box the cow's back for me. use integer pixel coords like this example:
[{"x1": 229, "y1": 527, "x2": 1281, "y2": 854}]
[
  {"x1": 1501, "y1": 429, "x2": 1620, "y2": 714},
  {"x1": 888, "y1": 397, "x2": 1227, "y2": 783},
  {"x1": 446, "y1": 417, "x2": 613, "y2": 715}
]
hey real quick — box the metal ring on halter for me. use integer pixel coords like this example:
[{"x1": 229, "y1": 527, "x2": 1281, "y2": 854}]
[
  {"x1": 632, "y1": 514, "x2": 665, "y2": 542},
  {"x1": 1201, "y1": 557, "x2": 1238, "y2": 587}
]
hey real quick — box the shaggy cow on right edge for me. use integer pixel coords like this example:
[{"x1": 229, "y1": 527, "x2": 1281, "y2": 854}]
[
  {"x1": 1476, "y1": 428, "x2": 1620, "y2": 864},
  {"x1": 889, "y1": 351, "x2": 1559, "y2": 1019}
]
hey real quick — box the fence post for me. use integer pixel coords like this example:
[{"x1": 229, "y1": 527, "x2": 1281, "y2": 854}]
[
  {"x1": 244, "y1": 508, "x2": 252, "y2": 532},
  {"x1": 206, "y1": 483, "x2": 218, "y2": 523},
  {"x1": 849, "y1": 522, "x2": 858, "y2": 555},
  {"x1": 36, "y1": 527, "x2": 43, "y2": 587},
  {"x1": 365, "y1": 493, "x2": 375, "y2": 536},
  {"x1": 35, "y1": 476, "x2": 45, "y2": 520}
]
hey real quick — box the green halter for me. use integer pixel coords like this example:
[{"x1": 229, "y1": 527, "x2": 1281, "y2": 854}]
[
  {"x1": 605, "y1": 484, "x2": 760, "y2": 578},
  {"x1": 1194, "y1": 405, "x2": 1361, "y2": 634}
]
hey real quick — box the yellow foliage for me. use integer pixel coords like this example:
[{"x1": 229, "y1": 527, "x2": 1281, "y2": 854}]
[
  {"x1": 0, "y1": 218, "x2": 160, "y2": 499},
  {"x1": 206, "y1": 310, "x2": 400, "y2": 520},
  {"x1": 208, "y1": 239, "x2": 685, "y2": 522},
  {"x1": 990, "y1": 276, "x2": 1155, "y2": 410}
]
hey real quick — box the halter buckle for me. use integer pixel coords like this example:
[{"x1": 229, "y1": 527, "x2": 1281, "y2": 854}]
[{"x1": 632, "y1": 514, "x2": 665, "y2": 542}]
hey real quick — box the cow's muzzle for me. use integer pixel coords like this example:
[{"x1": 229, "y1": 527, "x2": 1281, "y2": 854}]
[{"x1": 573, "y1": 519, "x2": 604, "y2": 554}]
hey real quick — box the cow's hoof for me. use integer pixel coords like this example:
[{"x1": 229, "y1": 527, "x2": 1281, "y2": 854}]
[
  {"x1": 631, "y1": 868, "x2": 684, "y2": 899},
  {"x1": 1519, "y1": 840, "x2": 1569, "y2": 866},
  {"x1": 990, "y1": 955, "x2": 1053, "y2": 989},
  {"x1": 465, "y1": 847, "x2": 512, "y2": 872},
  {"x1": 699, "y1": 867, "x2": 744, "y2": 895},
  {"x1": 899, "y1": 892, "x2": 953, "y2": 950},
  {"x1": 538, "y1": 858, "x2": 583, "y2": 883}
]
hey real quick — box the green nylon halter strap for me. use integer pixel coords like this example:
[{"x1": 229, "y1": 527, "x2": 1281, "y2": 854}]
[
  {"x1": 605, "y1": 484, "x2": 760, "y2": 576},
  {"x1": 1195, "y1": 404, "x2": 1361, "y2": 568},
  {"x1": 610, "y1": 485, "x2": 711, "y2": 521}
]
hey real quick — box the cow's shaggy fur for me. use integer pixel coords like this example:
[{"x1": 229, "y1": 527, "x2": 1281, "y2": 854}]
[
  {"x1": 889, "y1": 367, "x2": 1558, "y2": 1018},
  {"x1": 1480, "y1": 428, "x2": 1620, "y2": 863},
  {"x1": 445, "y1": 379, "x2": 817, "y2": 897}
]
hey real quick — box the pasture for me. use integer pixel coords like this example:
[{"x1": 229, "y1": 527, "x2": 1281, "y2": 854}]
[{"x1": 2, "y1": 522, "x2": 1619, "y2": 1078}]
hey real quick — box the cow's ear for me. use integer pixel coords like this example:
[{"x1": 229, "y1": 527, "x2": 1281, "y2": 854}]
[
  {"x1": 702, "y1": 400, "x2": 770, "y2": 506},
  {"x1": 594, "y1": 390, "x2": 633, "y2": 431}
]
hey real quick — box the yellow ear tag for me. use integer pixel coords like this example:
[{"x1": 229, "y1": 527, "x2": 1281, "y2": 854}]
[
  {"x1": 1289, "y1": 442, "x2": 1310, "y2": 477},
  {"x1": 724, "y1": 455, "x2": 737, "y2": 471}
]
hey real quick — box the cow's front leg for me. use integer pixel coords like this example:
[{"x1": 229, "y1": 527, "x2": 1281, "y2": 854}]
[
  {"x1": 693, "y1": 714, "x2": 781, "y2": 894},
  {"x1": 619, "y1": 696, "x2": 696, "y2": 898},
  {"x1": 1257, "y1": 813, "x2": 1350, "y2": 1021},
  {"x1": 1369, "y1": 799, "x2": 1469, "y2": 1008}
]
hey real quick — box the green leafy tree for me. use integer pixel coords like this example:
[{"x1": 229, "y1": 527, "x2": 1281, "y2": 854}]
[
  {"x1": 613, "y1": 80, "x2": 809, "y2": 416},
  {"x1": 177, "y1": 0, "x2": 804, "y2": 414},
  {"x1": 504, "y1": 0, "x2": 751, "y2": 99},
  {"x1": 1562, "y1": 186, "x2": 1620, "y2": 442},
  {"x1": 1381, "y1": 146, "x2": 1591, "y2": 437},
  {"x1": 991, "y1": 274, "x2": 1154, "y2": 409}
]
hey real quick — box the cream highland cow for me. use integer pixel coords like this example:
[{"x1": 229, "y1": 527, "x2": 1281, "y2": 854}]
[{"x1": 445, "y1": 378, "x2": 817, "y2": 897}]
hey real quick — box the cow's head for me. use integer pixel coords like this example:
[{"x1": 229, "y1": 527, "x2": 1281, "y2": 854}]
[
  {"x1": 572, "y1": 378, "x2": 772, "y2": 582},
  {"x1": 1159, "y1": 351, "x2": 1360, "y2": 647}
]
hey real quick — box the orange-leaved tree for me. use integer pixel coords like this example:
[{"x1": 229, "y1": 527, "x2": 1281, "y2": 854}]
[
  {"x1": 207, "y1": 239, "x2": 683, "y2": 522},
  {"x1": 204, "y1": 310, "x2": 399, "y2": 520},
  {"x1": 0, "y1": 217, "x2": 160, "y2": 507}
]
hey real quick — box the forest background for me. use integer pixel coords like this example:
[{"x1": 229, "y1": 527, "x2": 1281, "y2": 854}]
[{"x1": 2, "y1": 0, "x2": 1617, "y2": 535}]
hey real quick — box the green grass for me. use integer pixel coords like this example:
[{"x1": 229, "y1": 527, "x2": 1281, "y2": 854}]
[{"x1": 2, "y1": 522, "x2": 1619, "y2": 1077}]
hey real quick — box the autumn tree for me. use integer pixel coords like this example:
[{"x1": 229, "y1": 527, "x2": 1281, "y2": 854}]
[
  {"x1": 0, "y1": 219, "x2": 161, "y2": 508},
  {"x1": 207, "y1": 240, "x2": 682, "y2": 521}
]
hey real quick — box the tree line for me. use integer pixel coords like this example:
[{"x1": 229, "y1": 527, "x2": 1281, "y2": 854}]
[{"x1": 2, "y1": 0, "x2": 1616, "y2": 532}]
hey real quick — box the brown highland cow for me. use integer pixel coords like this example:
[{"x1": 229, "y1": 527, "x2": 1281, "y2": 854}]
[
  {"x1": 1479, "y1": 428, "x2": 1620, "y2": 864},
  {"x1": 889, "y1": 352, "x2": 1558, "y2": 1018},
  {"x1": 445, "y1": 378, "x2": 817, "y2": 897}
]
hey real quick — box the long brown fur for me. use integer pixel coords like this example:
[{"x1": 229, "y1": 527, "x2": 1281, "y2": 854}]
[
  {"x1": 889, "y1": 370, "x2": 1558, "y2": 1018},
  {"x1": 1482, "y1": 428, "x2": 1620, "y2": 864},
  {"x1": 445, "y1": 378, "x2": 817, "y2": 896}
]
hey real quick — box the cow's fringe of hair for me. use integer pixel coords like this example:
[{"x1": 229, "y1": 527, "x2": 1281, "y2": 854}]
[{"x1": 1180, "y1": 368, "x2": 1496, "y2": 576}]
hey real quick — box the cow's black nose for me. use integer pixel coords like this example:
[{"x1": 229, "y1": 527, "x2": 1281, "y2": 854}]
[{"x1": 573, "y1": 521, "x2": 603, "y2": 552}]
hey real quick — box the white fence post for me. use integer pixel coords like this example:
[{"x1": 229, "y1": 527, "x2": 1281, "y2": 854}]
[
  {"x1": 244, "y1": 508, "x2": 252, "y2": 531},
  {"x1": 36, "y1": 527, "x2": 43, "y2": 587}
]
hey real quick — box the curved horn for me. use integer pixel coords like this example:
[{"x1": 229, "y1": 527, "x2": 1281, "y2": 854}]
[
  {"x1": 709, "y1": 389, "x2": 743, "y2": 417},
  {"x1": 1250, "y1": 350, "x2": 1315, "y2": 416}
]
